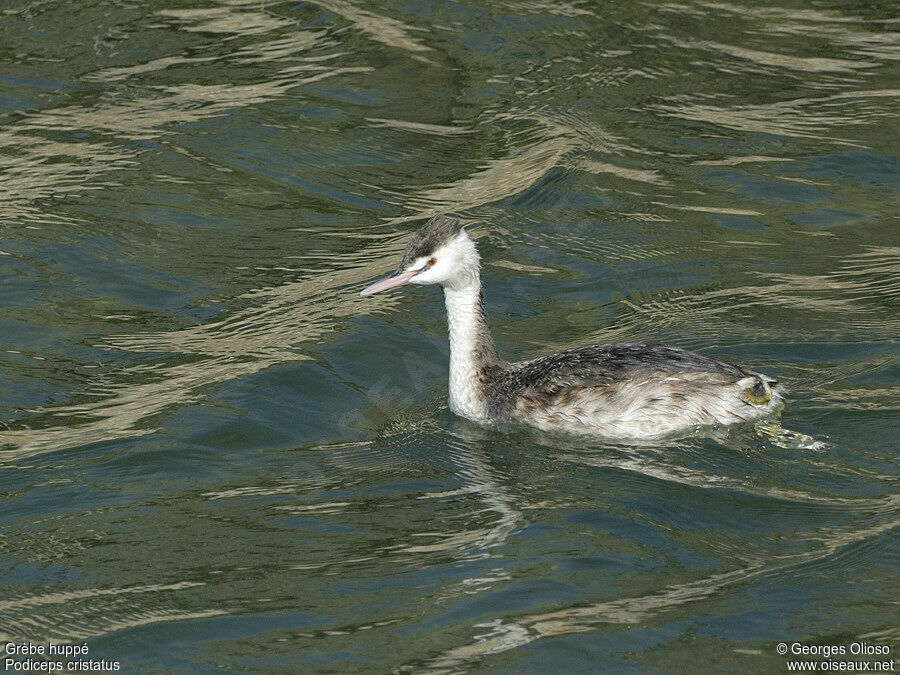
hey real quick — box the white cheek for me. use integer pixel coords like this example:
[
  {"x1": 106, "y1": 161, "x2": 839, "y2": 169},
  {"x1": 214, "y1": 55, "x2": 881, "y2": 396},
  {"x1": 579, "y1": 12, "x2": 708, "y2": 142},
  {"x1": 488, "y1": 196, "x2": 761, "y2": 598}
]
[
  {"x1": 411, "y1": 263, "x2": 442, "y2": 284},
  {"x1": 429, "y1": 260, "x2": 450, "y2": 282},
  {"x1": 409, "y1": 251, "x2": 452, "y2": 284}
]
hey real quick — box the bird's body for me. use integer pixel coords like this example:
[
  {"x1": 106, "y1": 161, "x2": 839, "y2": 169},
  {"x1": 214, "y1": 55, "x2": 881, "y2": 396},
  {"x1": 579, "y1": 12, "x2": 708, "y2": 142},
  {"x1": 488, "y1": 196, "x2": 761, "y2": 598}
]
[{"x1": 361, "y1": 215, "x2": 784, "y2": 439}]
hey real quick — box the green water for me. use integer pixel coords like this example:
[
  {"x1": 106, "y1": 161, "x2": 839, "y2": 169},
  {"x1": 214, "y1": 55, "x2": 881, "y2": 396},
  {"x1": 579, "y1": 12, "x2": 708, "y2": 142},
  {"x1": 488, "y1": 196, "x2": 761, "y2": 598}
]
[{"x1": 0, "y1": 0, "x2": 897, "y2": 672}]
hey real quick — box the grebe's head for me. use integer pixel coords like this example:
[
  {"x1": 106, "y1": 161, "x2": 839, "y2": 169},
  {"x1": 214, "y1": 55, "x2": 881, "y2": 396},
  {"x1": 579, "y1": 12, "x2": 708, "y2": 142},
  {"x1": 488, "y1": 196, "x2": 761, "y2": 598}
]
[{"x1": 360, "y1": 215, "x2": 480, "y2": 296}]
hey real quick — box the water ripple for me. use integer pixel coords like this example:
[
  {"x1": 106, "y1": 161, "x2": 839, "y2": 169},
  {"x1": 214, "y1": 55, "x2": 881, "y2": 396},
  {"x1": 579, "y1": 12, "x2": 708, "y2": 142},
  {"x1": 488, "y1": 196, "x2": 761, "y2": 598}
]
[{"x1": 413, "y1": 514, "x2": 898, "y2": 672}]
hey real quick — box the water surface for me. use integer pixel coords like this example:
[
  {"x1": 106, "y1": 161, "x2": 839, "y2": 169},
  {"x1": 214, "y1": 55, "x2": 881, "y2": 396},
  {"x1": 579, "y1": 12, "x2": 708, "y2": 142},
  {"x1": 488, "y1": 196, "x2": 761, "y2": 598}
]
[{"x1": 0, "y1": 0, "x2": 897, "y2": 671}]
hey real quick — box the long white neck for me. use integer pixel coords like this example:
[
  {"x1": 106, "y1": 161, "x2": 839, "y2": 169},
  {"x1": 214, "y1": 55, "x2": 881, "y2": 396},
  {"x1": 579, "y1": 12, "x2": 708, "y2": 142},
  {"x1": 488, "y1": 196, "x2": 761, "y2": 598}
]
[{"x1": 443, "y1": 276, "x2": 503, "y2": 421}]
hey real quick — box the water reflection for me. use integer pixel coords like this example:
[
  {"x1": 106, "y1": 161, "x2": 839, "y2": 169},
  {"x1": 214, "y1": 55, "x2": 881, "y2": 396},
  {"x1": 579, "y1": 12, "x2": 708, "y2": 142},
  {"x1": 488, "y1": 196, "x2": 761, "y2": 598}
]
[
  {"x1": 0, "y1": 0, "x2": 896, "y2": 670},
  {"x1": 654, "y1": 89, "x2": 897, "y2": 144},
  {"x1": 0, "y1": 581, "x2": 224, "y2": 645},
  {"x1": 418, "y1": 509, "x2": 899, "y2": 672}
]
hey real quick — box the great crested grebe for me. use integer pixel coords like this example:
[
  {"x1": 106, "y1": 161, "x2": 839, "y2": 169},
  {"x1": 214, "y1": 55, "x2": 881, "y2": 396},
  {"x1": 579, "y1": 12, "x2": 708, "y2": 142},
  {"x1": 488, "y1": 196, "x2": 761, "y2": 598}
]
[{"x1": 361, "y1": 215, "x2": 784, "y2": 438}]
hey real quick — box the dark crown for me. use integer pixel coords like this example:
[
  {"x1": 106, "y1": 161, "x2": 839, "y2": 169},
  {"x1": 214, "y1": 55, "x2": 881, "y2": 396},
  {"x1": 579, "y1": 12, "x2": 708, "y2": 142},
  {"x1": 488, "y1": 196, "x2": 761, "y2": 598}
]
[{"x1": 402, "y1": 215, "x2": 463, "y2": 267}]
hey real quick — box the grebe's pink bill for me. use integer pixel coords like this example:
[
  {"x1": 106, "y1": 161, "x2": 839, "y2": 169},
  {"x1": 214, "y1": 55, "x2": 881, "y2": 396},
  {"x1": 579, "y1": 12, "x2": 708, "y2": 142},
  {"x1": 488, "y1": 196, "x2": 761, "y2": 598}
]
[{"x1": 360, "y1": 268, "x2": 420, "y2": 296}]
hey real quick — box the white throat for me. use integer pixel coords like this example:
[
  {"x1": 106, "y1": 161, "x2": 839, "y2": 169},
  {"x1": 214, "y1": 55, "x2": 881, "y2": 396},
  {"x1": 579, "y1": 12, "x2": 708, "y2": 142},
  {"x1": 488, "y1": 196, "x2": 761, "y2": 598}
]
[{"x1": 443, "y1": 283, "x2": 495, "y2": 421}]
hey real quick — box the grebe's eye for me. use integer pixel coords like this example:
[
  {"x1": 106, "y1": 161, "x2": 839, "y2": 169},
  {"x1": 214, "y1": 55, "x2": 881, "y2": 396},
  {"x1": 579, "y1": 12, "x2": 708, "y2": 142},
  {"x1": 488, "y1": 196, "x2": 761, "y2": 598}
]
[{"x1": 427, "y1": 257, "x2": 437, "y2": 267}]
